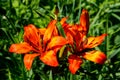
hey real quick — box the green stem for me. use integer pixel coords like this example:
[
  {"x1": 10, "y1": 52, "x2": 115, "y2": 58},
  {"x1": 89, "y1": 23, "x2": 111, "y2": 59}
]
[
  {"x1": 49, "y1": 70, "x2": 53, "y2": 80},
  {"x1": 70, "y1": 73, "x2": 73, "y2": 80},
  {"x1": 20, "y1": 55, "x2": 26, "y2": 80},
  {"x1": 78, "y1": 0, "x2": 81, "y2": 23},
  {"x1": 72, "y1": 0, "x2": 75, "y2": 12},
  {"x1": 7, "y1": 65, "x2": 12, "y2": 80},
  {"x1": 105, "y1": 14, "x2": 109, "y2": 56}
]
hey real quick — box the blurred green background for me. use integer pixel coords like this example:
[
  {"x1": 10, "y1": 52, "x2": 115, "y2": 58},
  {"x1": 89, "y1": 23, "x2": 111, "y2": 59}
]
[{"x1": 0, "y1": 0, "x2": 120, "y2": 80}]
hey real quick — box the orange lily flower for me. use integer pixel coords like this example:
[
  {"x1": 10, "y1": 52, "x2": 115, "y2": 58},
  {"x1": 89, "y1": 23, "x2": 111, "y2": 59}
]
[
  {"x1": 9, "y1": 20, "x2": 68, "y2": 70},
  {"x1": 60, "y1": 9, "x2": 107, "y2": 74}
]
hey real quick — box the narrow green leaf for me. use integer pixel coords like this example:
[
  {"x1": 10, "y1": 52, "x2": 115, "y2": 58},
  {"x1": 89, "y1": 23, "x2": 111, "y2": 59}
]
[
  {"x1": 26, "y1": 69, "x2": 33, "y2": 80},
  {"x1": 49, "y1": 70, "x2": 53, "y2": 80},
  {"x1": 34, "y1": 9, "x2": 49, "y2": 19},
  {"x1": 56, "y1": 22, "x2": 66, "y2": 37},
  {"x1": 59, "y1": 45, "x2": 66, "y2": 58},
  {"x1": 70, "y1": 73, "x2": 73, "y2": 80},
  {"x1": 108, "y1": 48, "x2": 120, "y2": 59},
  {"x1": 112, "y1": 13, "x2": 120, "y2": 21},
  {"x1": 98, "y1": 75, "x2": 103, "y2": 80},
  {"x1": 34, "y1": 7, "x2": 55, "y2": 19},
  {"x1": 90, "y1": 7, "x2": 102, "y2": 27},
  {"x1": 110, "y1": 3, "x2": 120, "y2": 8}
]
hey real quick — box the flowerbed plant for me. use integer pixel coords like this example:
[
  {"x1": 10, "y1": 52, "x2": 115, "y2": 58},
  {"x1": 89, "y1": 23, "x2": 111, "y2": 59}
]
[{"x1": 9, "y1": 9, "x2": 107, "y2": 74}]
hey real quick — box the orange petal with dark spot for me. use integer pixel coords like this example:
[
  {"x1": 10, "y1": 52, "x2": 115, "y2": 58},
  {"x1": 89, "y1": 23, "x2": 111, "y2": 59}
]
[
  {"x1": 40, "y1": 50, "x2": 59, "y2": 67},
  {"x1": 24, "y1": 54, "x2": 40, "y2": 70},
  {"x1": 82, "y1": 50, "x2": 107, "y2": 64},
  {"x1": 84, "y1": 34, "x2": 107, "y2": 48},
  {"x1": 24, "y1": 24, "x2": 41, "y2": 48},
  {"x1": 68, "y1": 54, "x2": 83, "y2": 74},
  {"x1": 9, "y1": 42, "x2": 33, "y2": 54}
]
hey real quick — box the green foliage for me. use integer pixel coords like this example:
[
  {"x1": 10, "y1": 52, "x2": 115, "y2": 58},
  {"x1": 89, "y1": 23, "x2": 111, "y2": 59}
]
[{"x1": 0, "y1": 0, "x2": 120, "y2": 80}]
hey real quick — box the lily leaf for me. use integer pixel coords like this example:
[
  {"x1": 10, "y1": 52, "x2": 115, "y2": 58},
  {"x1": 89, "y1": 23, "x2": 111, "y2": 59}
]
[
  {"x1": 59, "y1": 45, "x2": 66, "y2": 58},
  {"x1": 108, "y1": 48, "x2": 120, "y2": 59},
  {"x1": 56, "y1": 22, "x2": 66, "y2": 38}
]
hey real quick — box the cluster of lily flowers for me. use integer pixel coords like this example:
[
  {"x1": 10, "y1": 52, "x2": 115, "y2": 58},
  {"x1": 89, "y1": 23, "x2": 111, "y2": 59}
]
[{"x1": 9, "y1": 9, "x2": 107, "y2": 74}]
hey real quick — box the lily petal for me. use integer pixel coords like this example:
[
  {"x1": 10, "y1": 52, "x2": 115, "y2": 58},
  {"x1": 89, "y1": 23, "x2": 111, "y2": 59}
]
[
  {"x1": 66, "y1": 32, "x2": 74, "y2": 45},
  {"x1": 60, "y1": 17, "x2": 68, "y2": 25},
  {"x1": 74, "y1": 32, "x2": 82, "y2": 50},
  {"x1": 53, "y1": 24, "x2": 58, "y2": 36},
  {"x1": 82, "y1": 50, "x2": 107, "y2": 64},
  {"x1": 9, "y1": 42, "x2": 33, "y2": 54},
  {"x1": 84, "y1": 34, "x2": 107, "y2": 48},
  {"x1": 24, "y1": 54, "x2": 40, "y2": 70},
  {"x1": 68, "y1": 54, "x2": 83, "y2": 74},
  {"x1": 46, "y1": 36, "x2": 68, "y2": 50},
  {"x1": 43, "y1": 20, "x2": 57, "y2": 45},
  {"x1": 40, "y1": 50, "x2": 59, "y2": 67},
  {"x1": 38, "y1": 28, "x2": 46, "y2": 36},
  {"x1": 80, "y1": 9, "x2": 89, "y2": 34},
  {"x1": 24, "y1": 24, "x2": 41, "y2": 49}
]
